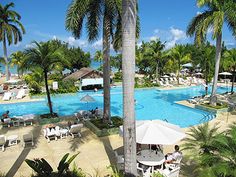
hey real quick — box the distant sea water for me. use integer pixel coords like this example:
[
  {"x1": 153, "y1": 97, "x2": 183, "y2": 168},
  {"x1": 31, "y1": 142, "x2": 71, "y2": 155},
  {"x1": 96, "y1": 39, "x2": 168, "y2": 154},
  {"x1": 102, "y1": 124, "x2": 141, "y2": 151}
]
[{"x1": 0, "y1": 59, "x2": 101, "y2": 74}]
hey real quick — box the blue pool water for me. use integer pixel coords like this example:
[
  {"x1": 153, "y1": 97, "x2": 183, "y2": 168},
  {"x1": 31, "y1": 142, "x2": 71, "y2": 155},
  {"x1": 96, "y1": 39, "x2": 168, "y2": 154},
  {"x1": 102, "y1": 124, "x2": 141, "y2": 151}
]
[{"x1": 0, "y1": 85, "x2": 231, "y2": 127}]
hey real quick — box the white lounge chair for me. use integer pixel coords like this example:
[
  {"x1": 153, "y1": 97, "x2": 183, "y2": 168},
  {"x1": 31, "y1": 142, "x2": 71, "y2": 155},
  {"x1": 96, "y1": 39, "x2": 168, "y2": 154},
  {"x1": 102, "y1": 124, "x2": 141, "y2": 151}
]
[
  {"x1": 165, "y1": 81, "x2": 173, "y2": 87},
  {"x1": 0, "y1": 135, "x2": 6, "y2": 151},
  {"x1": 16, "y1": 89, "x2": 26, "y2": 99},
  {"x1": 69, "y1": 124, "x2": 83, "y2": 138},
  {"x1": 43, "y1": 128, "x2": 57, "y2": 142},
  {"x1": 2, "y1": 92, "x2": 12, "y2": 101},
  {"x1": 158, "y1": 166, "x2": 180, "y2": 177},
  {"x1": 159, "y1": 81, "x2": 168, "y2": 87},
  {"x1": 22, "y1": 133, "x2": 34, "y2": 147}
]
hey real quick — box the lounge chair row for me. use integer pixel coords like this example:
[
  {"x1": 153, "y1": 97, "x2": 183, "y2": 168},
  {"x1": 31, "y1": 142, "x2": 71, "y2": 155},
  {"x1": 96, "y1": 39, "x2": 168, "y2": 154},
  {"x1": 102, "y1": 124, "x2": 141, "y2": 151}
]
[
  {"x1": 74, "y1": 109, "x2": 103, "y2": 121},
  {"x1": 0, "y1": 133, "x2": 34, "y2": 152},
  {"x1": 1, "y1": 114, "x2": 35, "y2": 128},
  {"x1": 43, "y1": 124, "x2": 83, "y2": 143},
  {"x1": 2, "y1": 89, "x2": 26, "y2": 101}
]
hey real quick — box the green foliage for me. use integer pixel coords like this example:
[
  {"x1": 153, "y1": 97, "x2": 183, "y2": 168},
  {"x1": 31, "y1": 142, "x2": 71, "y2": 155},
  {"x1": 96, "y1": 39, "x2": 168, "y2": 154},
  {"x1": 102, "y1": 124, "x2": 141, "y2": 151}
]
[
  {"x1": 136, "y1": 39, "x2": 167, "y2": 79},
  {"x1": 90, "y1": 116, "x2": 123, "y2": 130},
  {"x1": 113, "y1": 72, "x2": 122, "y2": 82},
  {"x1": 111, "y1": 54, "x2": 122, "y2": 71},
  {"x1": 25, "y1": 153, "x2": 80, "y2": 177},
  {"x1": 201, "y1": 103, "x2": 228, "y2": 109},
  {"x1": 152, "y1": 171, "x2": 164, "y2": 177},
  {"x1": 135, "y1": 77, "x2": 159, "y2": 88},
  {"x1": 50, "y1": 79, "x2": 78, "y2": 94}
]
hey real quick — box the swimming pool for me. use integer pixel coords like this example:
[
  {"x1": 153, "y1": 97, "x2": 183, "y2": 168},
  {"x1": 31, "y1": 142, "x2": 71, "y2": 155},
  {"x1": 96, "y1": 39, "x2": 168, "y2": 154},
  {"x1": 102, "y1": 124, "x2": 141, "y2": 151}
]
[{"x1": 0, "y1": 85, "x2": 231, "y2": 127}]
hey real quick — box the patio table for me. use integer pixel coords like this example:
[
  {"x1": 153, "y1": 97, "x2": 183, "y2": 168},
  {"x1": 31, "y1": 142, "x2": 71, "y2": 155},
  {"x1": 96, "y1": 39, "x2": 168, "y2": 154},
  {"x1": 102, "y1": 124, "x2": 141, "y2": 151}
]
[{"x1": 137, "y1": 149, "x2": 165, "y2": 172}]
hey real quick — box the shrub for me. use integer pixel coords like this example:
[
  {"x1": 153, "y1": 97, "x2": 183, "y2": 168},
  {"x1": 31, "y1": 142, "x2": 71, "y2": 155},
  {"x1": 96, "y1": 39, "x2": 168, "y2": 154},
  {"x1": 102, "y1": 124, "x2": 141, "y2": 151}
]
[{"x1": 90, "y1": 116, "x2": 123, "y2": 129}]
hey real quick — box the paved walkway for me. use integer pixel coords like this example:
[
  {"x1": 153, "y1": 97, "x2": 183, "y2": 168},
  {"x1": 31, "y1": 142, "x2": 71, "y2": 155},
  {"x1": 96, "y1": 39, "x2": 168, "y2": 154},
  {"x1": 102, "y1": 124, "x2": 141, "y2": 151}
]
[{"x1": 0, "y1": 112, "x2": 236, "y2": 176}]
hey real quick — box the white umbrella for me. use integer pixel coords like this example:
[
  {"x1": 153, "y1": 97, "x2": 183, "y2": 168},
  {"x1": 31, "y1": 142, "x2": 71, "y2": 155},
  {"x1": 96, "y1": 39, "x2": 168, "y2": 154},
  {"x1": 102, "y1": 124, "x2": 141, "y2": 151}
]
[
  {"x1": 161, "y1": 75, "x2": 169, "y2": 78},
  {"x1": 219, "y1": 72, "x2": 232, "y2": 76},
  {"x1": 119, "y1": 120, "x2": 186, "y2": 145},
  {"x1": 194, "y1": 72, "x2": 203, "y2": 76}
]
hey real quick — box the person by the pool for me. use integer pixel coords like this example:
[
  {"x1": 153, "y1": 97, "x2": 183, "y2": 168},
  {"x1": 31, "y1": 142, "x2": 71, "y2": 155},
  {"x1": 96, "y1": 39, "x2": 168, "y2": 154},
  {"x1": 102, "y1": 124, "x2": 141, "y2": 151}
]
[
  {"x1": 1, "y1": 110, "x2": 10, "y2": 122},
  {"x1": 165, "y1": 145, "x2": 182, "y2": 163}
]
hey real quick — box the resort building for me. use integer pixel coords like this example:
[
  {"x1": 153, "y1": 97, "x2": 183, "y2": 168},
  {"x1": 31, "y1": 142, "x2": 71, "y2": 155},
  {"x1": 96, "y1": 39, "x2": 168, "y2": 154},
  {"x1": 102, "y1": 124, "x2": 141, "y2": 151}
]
[{"x1": 63, "y1": 67, "x2": 103, "y2": 90}]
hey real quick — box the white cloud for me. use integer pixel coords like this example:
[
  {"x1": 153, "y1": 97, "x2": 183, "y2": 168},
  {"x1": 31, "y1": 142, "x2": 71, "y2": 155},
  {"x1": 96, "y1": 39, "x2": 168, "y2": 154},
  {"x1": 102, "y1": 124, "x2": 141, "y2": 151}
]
[
  {"x1": 197, "y1": 11, "x2": 202, "y2": 15},
  {"x1": 52, "y1": 35, "x2": 57, "y2": 40},
  {"x1": 92, "y1": 39, "x2": 103, "y2": 49},
  {"x1": 66, "y1": 36, "x2": 88, "y2": 48},
  {"x1": 25, "y1": 43, "x2": 36, "y2": 48},
  {"x1": 170, "y1": 27, "x2": 186, "y2": 41},
  {"x1": 150, "y1": 36, "x2": 158, "y2": 41},
  {"x1": 165, "y1": 40, "x2": 176, "y2": 49}
]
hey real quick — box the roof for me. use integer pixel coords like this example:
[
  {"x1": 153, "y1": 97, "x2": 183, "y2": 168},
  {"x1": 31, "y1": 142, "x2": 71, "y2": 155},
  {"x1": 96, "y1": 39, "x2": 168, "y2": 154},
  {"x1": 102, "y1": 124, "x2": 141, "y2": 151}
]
[{"x1": 63, "y1": 67, "x2": 103, "y2": 81}]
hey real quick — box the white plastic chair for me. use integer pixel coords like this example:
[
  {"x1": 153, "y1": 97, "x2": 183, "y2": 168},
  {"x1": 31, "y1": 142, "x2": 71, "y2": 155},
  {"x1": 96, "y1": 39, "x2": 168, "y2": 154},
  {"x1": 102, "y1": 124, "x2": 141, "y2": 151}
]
[
  {"x1": 0, "y1": 135, "x2": 6, "y2": 151},
  {"x1": 159, "y1": 167, "x2": 180, "y2": 177},
  {"x1": 137, "y1": 165, "x2": 151, "y2": 177}
]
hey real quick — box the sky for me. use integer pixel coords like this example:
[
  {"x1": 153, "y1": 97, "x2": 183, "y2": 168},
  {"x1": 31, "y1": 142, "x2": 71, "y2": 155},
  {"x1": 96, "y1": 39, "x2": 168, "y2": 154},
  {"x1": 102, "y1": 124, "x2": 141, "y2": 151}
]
[{"x1": 0, "y1": 0, "x2": 236, "y2": 57}]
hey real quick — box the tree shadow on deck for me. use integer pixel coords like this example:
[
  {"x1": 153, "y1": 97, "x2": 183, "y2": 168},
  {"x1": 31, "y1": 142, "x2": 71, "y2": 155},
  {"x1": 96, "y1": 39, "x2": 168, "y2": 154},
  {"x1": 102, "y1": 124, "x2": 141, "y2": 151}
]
[
  {"x1": 100, "y1": 136, "x2": 117, "y2": 168},
  {"x1": 5, "y1": 125, "x2": 42, "y2": 177},
  {"x1": 68, "y1": 128, "x2": 93, "y2": 152}
]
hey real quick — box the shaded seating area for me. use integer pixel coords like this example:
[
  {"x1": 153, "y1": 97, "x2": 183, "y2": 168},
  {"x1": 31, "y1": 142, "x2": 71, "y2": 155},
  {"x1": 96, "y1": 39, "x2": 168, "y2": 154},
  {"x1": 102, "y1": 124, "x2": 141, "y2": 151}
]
[
  {"x1": 22, "y1": 133, "x2": 34, "y2": 147},
  {"x1": 118, "y1": 120, "x2": 185, "y2": 176}
]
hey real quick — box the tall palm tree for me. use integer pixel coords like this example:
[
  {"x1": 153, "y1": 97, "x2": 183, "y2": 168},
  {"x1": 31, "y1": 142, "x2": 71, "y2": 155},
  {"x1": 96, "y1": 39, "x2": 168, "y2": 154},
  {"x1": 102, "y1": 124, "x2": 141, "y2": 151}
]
[
  {"x1": 66, "y1": 0, "x2": 120, "y2": 122},
  {"x1": 168, "y1": 45, "x2": 191, "y2": 85},
  {"x1": 122, "y1": 0, "x2": 137, "y2": 175},
  {"x1": 10, "y1": 51, "x2": 24, "y2": 78},
  {"x1": 94, "y1": 50, "x2": 103, "y2": 68},
  {"x1": 222, "y1": 49, "x2": 236, "y2": 93},
  {"x1": 199, "y1": 44, "x2": 215, "y2": 95},
  {"x1": 0, "y1": 2, "x2": 25, "y2": 81},
  {"x1": 187, "y1": 0, "x2": 236, "y2": 105},
  {"x1": 22, "y1": 41, "x2": 64, "y2": 116}
]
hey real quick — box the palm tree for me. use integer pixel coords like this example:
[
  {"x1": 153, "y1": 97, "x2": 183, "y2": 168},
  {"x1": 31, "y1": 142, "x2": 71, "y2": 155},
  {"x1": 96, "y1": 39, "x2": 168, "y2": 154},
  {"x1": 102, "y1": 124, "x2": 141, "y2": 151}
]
[
  {"x1": 94, "y1": 50, "x2": 103, "y2": 68},
  {"x1": 66, "y1": 0, "x2": 121, "y2": 122},
  {"x1": 0, "y1": 2, "x2": 25, "y2": 81},
  {"x1": 10, "y1": 51, "x2": 24, "y2": 78},
  {"x1": 222, "y1": 49, "x2": 236, "y2": 93},
  {"x1": 168, "y1": 45, "x2": 191, "y2": 85},
  {"x1": 186, "y1": 0, "x2": 236, "y2": 105},
  {"x1": 199, "y1": 44, "x2": 215, "y2": 95},
  {"x1": 22, "y1": 41, "x2": 64, "y2": 116},
  {"x1": 122, "y1": 0, "x2": 137, "y2": 175}
]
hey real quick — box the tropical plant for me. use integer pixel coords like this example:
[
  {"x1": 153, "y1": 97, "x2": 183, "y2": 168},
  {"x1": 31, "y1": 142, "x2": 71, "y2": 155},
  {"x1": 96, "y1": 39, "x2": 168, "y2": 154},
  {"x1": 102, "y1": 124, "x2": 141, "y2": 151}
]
[
  {"x1": 183, "y1": 123, "x2": 220, "y2": 155},
  {"x1": 186, "y1": 0, "x2": 236, "y2": 105},
  {"x1": 66, "y1": 0, "x2": 121, "y2": 123},
  {"x1": 10, "y1": 51, "x2": 24, "y2": 78},
  {"x1": 0, "y1": 2, "x2": 25, "y2": 80},
  {"x1": 221, "y1": 48, "x2": 236, "y2": 93},
  {"x1": 23, "y1": 68, "x2": 44, "y2": 94},
  {"x1": 25, "y1": 153, "x2": 82, "y2": 177},
  {"x1": 94, "y1": 50, "x2": 103, "y2": 68},
  {"x1": 168, "y1": 45, "x2": 191, "y2": 84},
  {"x1": 198, "y1": 44, "x2": 215, "y2": 95},
  {"x1": 210, "y1": 123, "x2": 236, "y2": 176},
  {"x1": 122, "y1": 0, "x2": 137, "y2": 175},
  {"x1": 22, "y1": 41, "x2": 65, "y2": 116},
  {"x1": 111, "y1": 54, "x2": 122, "y2": 72}
]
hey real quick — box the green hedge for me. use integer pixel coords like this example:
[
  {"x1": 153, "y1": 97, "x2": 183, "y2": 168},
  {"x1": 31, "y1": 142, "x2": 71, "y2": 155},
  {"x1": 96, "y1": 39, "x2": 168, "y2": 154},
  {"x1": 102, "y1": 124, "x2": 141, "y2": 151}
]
[{"x1": 85, "y1": 116, "x2": 123, "y2": 137}]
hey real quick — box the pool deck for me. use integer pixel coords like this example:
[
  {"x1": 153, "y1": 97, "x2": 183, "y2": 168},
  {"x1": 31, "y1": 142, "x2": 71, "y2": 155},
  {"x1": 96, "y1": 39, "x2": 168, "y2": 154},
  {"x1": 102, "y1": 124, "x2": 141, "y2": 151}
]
[
  {"x1": 0, "y1": 95, "x2": 44, "y2": 104},
  {"x1": 0, "y1": 112, "x2": 236, "y2": 177}
]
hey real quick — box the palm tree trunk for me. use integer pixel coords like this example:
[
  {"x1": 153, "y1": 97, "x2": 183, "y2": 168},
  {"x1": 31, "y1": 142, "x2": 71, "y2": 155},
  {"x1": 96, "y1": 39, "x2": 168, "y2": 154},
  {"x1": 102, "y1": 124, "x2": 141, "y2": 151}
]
[
  {"x1": 102, "y1": 17, "x2": 111, "y2": 123},
  {"x1": 3, "y1": 36, "x2": 10, "y2": 81},
  {"x1": 231, "y1": 68, "x2": 235, "y2": 94},
  {"x1": 122, "y1": 0, "x2": 137, "y2": 176},
  {"x1": 44, "y1": 71, "x2": 53, "y2": 115},
  {"x1": 210, "y1": 33, "x2": 222, "y2": 105}
]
